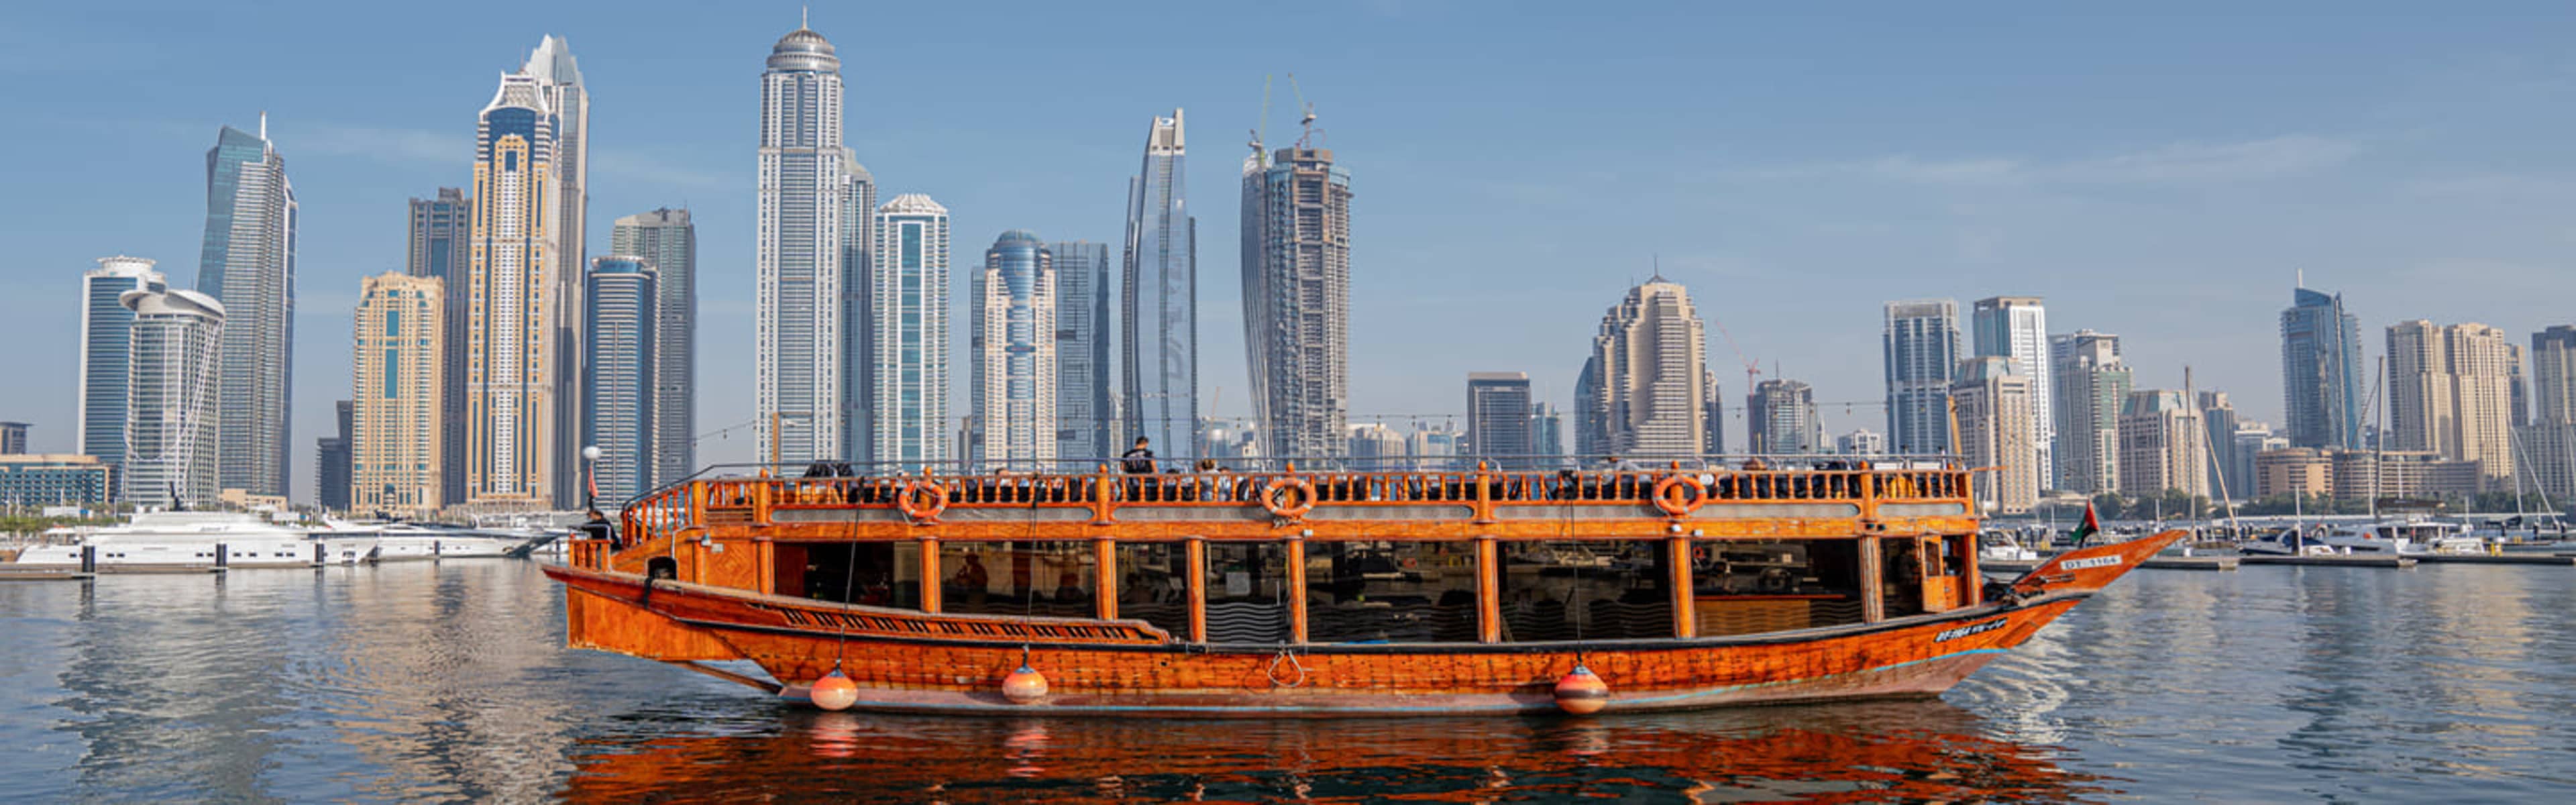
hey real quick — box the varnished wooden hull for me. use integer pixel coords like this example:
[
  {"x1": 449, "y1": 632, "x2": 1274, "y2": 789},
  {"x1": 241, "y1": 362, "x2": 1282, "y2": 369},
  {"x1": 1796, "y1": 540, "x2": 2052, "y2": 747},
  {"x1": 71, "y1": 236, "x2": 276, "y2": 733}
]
[{"x1": 545, "y1": 530, "x2": 2171, "y2": 716}]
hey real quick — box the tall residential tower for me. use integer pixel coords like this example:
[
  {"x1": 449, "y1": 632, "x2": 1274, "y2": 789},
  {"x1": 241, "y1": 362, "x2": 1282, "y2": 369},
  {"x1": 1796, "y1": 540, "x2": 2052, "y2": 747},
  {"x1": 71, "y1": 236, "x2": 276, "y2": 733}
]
[
  {"x1": 869, "y1": 195, "x2": 951, "y2": 464},
  {"x1": 2282, "y1": 284, "x2": 2363, "y2": 449},
  {"x1": 1051, "y1": 241, "x2": 1115, "y2": 464},
  {"x1": 582, "y1": 258, "x2": 657, "y2": 504},
  {"x1": 1971, "y1": 297, "x2": 2052, "y2": 489},
  {"x1": 196, "y1": 120, "x2": 297, "y2": 498},
  {"x1": 611, "y1": 209, "x2": 697, "y2": 484},
  {"x1": 971, "y1": 232, "x2": 1056, "y2": 466},
  {"x1": 407, "y1": 189, "x2": 472, "y2": 504},
  {"x1": 755, "y1": 23, "x2": 853, "y2": 466},
  {"x1": 1882, "y1": 300, "x2": 1960, "y2": 455},
  {"x1": 77, "y1": 256, "x2": 168, "y2": 496},
  {"x1": 1124, "y1": 111, "x2": 1197, "y2": 458},
  {"x1": 466, "y1": 72, "x2": 561, "y2": 506},
  {"x1": 121, "y1": 289, "x2": 225, "y2": 509},
  {"x1": 1242, "y1": 143, "x2": 1351, "y2": 459},
  {"x1": 352, "y1": 273, "x2": 443, "y2": 518},
  {"x1": 1576, "y1": 278, "x2": 1714, "y2": 456}
]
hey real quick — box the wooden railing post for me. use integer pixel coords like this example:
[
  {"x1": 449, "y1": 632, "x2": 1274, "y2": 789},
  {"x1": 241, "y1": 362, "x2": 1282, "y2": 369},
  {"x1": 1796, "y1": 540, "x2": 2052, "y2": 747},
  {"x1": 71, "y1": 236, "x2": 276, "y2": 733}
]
[
  {"x1": 1859, "y1": 535, "x2": 1885, "y2": 623},
  {"x1": 1476, "y1": 536, "x2": 1501, "y2": 643},
  {"x1": 1286, "y1": 536, "x2": 1309, "y2": 644},
  {"x1": 1185, "y1": 537, "x2": 1208, "y2": 643},
  {"x1": 755, "y1": 537, "x2": 775, "y2": 596},
  {"x1": 918, "y1": 537, "x2": 943, "y2": 614}
]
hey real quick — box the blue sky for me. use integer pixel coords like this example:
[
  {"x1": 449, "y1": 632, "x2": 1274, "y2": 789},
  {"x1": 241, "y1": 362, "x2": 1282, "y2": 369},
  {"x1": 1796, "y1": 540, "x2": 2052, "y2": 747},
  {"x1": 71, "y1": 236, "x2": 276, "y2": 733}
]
[{"x1": 6, "y1": 2, "x2": 2576, "y2": 502}]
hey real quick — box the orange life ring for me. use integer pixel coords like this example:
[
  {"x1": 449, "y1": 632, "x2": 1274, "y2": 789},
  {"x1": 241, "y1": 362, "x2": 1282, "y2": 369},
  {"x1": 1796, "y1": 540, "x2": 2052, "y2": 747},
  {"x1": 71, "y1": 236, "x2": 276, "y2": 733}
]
[
  {"x1": 897, "y1": 480, "x2": 949, "y2": 521},
  {"x1": 1262, "y1": 476, "x2": 1318, "y2": 519},
  {"x1": 1652, "y1": 474, "x2": 1705, "y2": 516}
]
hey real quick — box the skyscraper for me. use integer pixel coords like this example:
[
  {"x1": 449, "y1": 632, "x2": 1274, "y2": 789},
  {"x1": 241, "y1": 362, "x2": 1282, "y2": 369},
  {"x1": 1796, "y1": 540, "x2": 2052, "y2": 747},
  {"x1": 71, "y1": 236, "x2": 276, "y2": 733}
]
[
  {"x1": 756, "y1": 23, "x2": 853, "y2": 466},
  {"x1": 1748, "y1": 378, "x2": 1822, "y2": 455},
  {"x1": 1530, "y1": 402, "x2": 1565, "y2": 464},
  {"x1": 1576, "y1": 278, "x2": 1714, "y2": 456},
  {"x1": 467, "y1": 70, "x2": 561, "y2": 506},
  {"x1": 971, "y1": 231, "x2": 1055, "y2": 467},
  {"x1": 838, "y1": 156, "x2": 877, "y2": 463},
  {"x1": 2388, "y1": 321, "x2": 2515, "y2": 486},
  {"x1": 1050, "y1": 241, "x2": 1114, "y2": 464},
  {"x1": 1952, "y1": 357, "x2": 2037, "y2": 513},
  {"x1": 2117, "y1": 390, "x2": 2208, "y2": 500},
  {"x1": 352, "y1": 273, "x2": 443, "y2": 518},
  {"x1": 1972, "y1": 297, "x2": 2053, "y2": 489},
  {"x1": 1882, "y1": 300, "x2": 1960, "y2": 455},
  {"x1": 2282, "y1": 284, "x2": 2363, "y2": 449},
  {"x1": 1242, "y1": 144, "x2": 1350, "y2": 460},
  {"x1": 583, "y1": 258, "x2": 656, "y2": 504},
  {"x1": 2198, "y1": 391, "x2": 2245, "y2": 500},
  {"x1": 120, "y1": 288, "x2": 224, "y2": 509},
  {"x1": 612, "y1": 208, "x2": 696, "y2": 484},
  {"x1": 524, "y1": 36, "x2": 590, "y2": 511},
  {"x1": 2521, "y1": 326, "x2": 2576, "y2": 500},
  {"x1": 2508, "y1": 343, "x2": 2529, "y2": 429},
  {"x1": 0, "y1": 423, "x2": 25, "y2": 455},
  {"x1": 196, "y1": 119, "x2": 297, "y2": 498},
  {"x1": 870, "y1": 194, "x2": 951, "y2": 464},
  {"x1": 1124, "y1": 111, "x2": 1198, "y2": 458},
  {"x1": 1465, "y1": 372, "x2": 1534, "y2": 468},
  {"x1": 408, "y1": 189, "x2": 472, "y2": 505},
  {"x1": 2051, "y1": 330, "x2": 2133, "y2": 494},
  {"x1": 78, "y1": 256, "x2": 168, "y2": 497},
  {"x1": 316, "y1": 400, "x2": 351, "y2": 512}
]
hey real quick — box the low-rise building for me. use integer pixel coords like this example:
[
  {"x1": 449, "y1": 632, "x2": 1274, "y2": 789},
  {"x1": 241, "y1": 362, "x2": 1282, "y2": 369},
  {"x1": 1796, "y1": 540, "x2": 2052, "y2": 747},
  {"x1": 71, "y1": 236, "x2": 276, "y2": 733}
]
[{"x1": 0, "y1": 454, "x2": 113, "y2": 506}]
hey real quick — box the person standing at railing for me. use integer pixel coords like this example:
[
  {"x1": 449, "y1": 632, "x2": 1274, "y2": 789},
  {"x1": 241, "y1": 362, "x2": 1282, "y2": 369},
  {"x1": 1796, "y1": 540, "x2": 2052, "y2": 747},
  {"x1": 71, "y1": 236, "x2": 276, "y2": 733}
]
[
  {"x1": 1122, "y1": 437, "x2": 1158, "y2": 502},
  {"x1": 580, "y1": 509, "x2": 619, "y2": 549}
]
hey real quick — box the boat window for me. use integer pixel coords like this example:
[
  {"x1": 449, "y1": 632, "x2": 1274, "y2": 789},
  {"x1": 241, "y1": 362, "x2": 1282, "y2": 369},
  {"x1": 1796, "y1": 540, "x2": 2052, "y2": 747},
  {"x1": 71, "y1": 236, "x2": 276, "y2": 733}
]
[
  {"x1": 1114, "y1": 542, "x2": 1191, "y2": 638},
  {"x1": 780, "y1": 542, "x2": 921, "y2": 609},
  {"x1": 1688, "y1": 539, "x2": 1866, "y2": 634},
  {"x1": 1497, "y1": 541, "x2": 1672, "y2": 641},
  {"x1": 1204, "y1": 542, "x2": 1290, "y2": 643},
  {"x1": 1303, "y1": 541, "x2": 1479, "y2": 643},
  {"x1": 942, "y1": 541, "x2": 1095, "y2": 618},
  {"x1": 1881, "y1": 539, "x2": 1926, "y2": 618}
]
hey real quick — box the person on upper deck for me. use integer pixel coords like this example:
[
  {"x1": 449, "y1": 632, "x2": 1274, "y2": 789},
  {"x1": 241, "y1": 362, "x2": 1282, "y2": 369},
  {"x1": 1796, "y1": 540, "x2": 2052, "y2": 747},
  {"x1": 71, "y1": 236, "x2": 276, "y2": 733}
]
[
  {"x1": 580, "y1": 509, "x2": 618, "y2": 548},
  {"x1": 1122, "y1": 437, "x2": 1157, "y2": 474}
]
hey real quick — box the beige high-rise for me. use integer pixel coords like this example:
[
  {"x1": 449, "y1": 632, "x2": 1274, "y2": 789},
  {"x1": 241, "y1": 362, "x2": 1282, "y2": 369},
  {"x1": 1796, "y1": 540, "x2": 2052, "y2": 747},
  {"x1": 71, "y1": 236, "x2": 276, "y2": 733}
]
[
  {"x1": 2116, "y1": 390, "x2": 2207, "y2": 500},
  {"x1": 352, "y1": 273, "x2": 444, "y2": 518},
  {"x1": 1951, "y1": 357, "x2": 2037, "y2": 514},
  {"x1": 1575, "y1": 278, "x2": 1713, "y2": 457},
  {"x1": 2387, "y1": 321, "x2": 2514, "y2": 487}
]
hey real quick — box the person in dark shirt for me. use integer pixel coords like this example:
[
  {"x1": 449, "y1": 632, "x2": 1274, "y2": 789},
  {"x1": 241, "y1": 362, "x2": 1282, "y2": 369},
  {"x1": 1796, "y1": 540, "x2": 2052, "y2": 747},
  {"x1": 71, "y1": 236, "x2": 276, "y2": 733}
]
[
  {"x1": 580, "y1": 509, "x2": 618, "y2": 548},
  {"x1": 1122, "y1": 437, "x2": 1157, "y2": 474}
]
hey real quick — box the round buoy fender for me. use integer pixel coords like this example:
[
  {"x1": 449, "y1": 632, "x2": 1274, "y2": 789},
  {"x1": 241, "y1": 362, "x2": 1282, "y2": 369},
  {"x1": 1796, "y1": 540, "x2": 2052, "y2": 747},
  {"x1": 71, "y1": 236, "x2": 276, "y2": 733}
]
[
  {"x1": 1002, "y1": 664, "x2": 1051, "y2": 704},
  {"x1": 1652, "y1": 474, "x2": 1705, "y2": 516},
  {"x1": 1262, "y1": 476, "x2": 1318, "y2": 519},
  {"x1": 808, "y1": 669, "x2": 859, "y2": 711},
  {"x1": 1554, "y1": 665, "x2": 1610, "y2": 715},
  {"x1": 897, "y1": 480, "x2": 949, "y2": 521}
]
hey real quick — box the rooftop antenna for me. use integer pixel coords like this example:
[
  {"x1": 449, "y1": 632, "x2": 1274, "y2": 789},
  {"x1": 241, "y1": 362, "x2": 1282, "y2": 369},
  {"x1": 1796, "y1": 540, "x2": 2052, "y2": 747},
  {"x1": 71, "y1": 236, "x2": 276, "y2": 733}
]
[
  {"x1": 258, "y1": 111, "x2": 267, "y2": 140},
  {"x1": 802, "y1": 5, "x2": 810, "y2": 28},
  {"x1": 2296, "y1": 267, "x2": 2305, "y2": 290}
]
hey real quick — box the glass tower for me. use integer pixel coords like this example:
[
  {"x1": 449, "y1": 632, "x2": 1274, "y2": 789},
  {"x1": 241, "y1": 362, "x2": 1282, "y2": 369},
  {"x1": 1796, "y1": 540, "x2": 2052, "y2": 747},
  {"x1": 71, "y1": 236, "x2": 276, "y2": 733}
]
[
  {"x1": 582, "y1": 257, "x2": 656, "y2": 504},
  {"x1": 971, "y1": 231, "x2": 1055, "y2": 467},
  {"x1": 1050, "y1": 241, "x2": 1114, "y2": 465},
  {"x1": 2281, "y1": 286, "x2": 2363, "y2": 449},
  {"x1": 870, "y1": 195, "x2": 951, "y2": 464},
  {"x1": 1882, "y1": 299, "x2": 1960, "y2": 455},
  {"x1": 78, "y1": 256, "x2": 168, "y2": 498},
  {"x1": 1124, "y1": 110, "x2": 1198, "y2": 459},
  {"x1": 408, "y1": 188, "x2": 472, "y2": 505},
  {"x1": 755, "y1": 23, "x2": 853, "y2": 466},
  {"x1": 196, "y1": 121, "x2": 297, "y2": 498},
  {"x1": 612, "y1": 209, "x2": 696, "y2": 485}
]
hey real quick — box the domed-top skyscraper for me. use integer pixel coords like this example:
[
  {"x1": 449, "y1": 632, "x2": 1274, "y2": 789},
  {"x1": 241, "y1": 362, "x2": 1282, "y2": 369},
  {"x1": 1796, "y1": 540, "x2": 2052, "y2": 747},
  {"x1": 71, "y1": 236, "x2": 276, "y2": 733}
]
[{"x1": 755, "y1": 17, "x2": 868, "y2": 467}]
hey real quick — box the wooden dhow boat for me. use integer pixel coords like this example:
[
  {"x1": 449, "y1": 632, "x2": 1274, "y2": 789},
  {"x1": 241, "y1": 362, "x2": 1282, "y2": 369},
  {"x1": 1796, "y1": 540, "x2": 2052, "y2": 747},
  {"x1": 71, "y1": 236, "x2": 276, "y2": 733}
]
[{"x1": 546, "y1": 458, "x2": 2178, "y2": 716}]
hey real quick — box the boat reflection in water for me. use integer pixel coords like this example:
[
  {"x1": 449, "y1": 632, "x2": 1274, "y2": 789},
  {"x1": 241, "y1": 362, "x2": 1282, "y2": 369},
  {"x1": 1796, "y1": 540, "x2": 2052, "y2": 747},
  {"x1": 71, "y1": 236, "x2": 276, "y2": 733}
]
[{"x1": 561, "y1": 700, "x2": 2109, "y2": 802}]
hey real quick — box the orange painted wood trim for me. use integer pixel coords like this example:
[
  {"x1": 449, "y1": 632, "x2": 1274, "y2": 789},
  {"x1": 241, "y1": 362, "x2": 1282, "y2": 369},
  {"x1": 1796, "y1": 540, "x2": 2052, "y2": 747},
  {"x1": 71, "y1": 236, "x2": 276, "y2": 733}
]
[
  {"x1": 1094, "y1": 537, "x2": 1118, "y2": 621},
  {"x1": 755, "y1": 539, "x2": 775, "y2": 596},
  {"x1": 1668, "y1": 536, "x2": 1695, "y2": 638},
  {"x1": 1476, "y1": 537, "x2": 1501, "y2": 643},
  {"x1": 1286, "y1": 538, "x2": 1309, "y2": 643},
  {"x1": 1185, "y1": 537, "x2": 1208, "y2": 642},
  {"x1": 1858, "y1": 535, "x2": 1885, "y2": 623},
  {"x1": 918, "y1": 537, "x2": 943, "y2": 614}
]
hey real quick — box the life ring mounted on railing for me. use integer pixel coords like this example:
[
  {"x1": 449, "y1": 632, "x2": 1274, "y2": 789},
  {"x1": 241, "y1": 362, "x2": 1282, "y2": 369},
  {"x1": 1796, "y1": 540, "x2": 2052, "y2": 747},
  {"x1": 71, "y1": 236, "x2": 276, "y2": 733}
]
[
  {"x1": 897, "y1": 480, "x2": 949, "y2": 523},
  {"x1": 1652, "y1": 474, "x2": 1706, "y2": 517},
  {"x1": 1261, "y1": 476, "x2": 1318, "y2": 520}
]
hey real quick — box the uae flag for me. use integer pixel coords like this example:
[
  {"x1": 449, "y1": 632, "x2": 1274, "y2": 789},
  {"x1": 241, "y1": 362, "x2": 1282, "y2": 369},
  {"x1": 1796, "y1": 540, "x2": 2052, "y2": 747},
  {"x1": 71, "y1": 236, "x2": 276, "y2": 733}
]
[{"x1": 2070, "y1": 503, "x2": 2101, "y2": 547}]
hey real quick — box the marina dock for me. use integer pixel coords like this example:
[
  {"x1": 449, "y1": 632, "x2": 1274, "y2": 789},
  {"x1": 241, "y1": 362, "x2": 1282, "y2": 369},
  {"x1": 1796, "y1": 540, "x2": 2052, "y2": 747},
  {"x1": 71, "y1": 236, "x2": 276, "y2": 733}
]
[
  {"x1": 2238, "y1": 555, "x2": 2416, "y2": 568},
  {"x1": 2414, "y1": 553, "x2": 2576, "y2": 566},
  {"x1": 0, "y1": 569, "x2": 95, "y2": 581}
]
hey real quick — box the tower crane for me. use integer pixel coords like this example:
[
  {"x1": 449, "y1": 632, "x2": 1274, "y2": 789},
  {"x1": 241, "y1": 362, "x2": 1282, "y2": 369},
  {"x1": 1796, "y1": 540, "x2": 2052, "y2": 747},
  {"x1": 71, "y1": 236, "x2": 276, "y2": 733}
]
[
  {"x1": 1289, "y1": 72, "x2": 1320, "y2": 148},
  {"x1": 1247, "y1": 74, "x2": 1272, "y2": 169}
]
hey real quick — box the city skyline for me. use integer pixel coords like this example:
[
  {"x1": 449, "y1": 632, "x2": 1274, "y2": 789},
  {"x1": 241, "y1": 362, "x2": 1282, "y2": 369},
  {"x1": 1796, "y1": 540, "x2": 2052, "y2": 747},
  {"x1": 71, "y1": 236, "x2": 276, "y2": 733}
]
[{"x1": 14, "y1": 5, "x2": 2576, "y2": 504}]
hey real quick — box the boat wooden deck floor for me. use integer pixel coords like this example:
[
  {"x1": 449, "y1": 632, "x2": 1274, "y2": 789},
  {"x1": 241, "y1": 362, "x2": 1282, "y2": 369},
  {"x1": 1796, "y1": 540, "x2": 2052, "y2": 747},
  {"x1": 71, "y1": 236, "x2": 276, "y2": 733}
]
[{"x1": 549, "y1": 462, "x2": 2180, "y2": 716}]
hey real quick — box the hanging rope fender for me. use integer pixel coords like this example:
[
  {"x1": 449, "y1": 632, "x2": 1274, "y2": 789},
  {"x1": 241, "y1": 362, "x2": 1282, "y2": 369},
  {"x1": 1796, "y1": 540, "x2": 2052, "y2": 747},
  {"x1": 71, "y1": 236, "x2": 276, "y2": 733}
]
[
  {"x1": 1266, "y1": 647, "x2": 1309, "y2": 688},
  {"x1": 1261, "y1": 476, "x2": 1318, "y2": 520},
  {"x1": 1652, "y1": 474, "x2": 1706, "y2": 517},
  {"x1": 898, "y1": 480, "x2": 949, "y2": 523}
]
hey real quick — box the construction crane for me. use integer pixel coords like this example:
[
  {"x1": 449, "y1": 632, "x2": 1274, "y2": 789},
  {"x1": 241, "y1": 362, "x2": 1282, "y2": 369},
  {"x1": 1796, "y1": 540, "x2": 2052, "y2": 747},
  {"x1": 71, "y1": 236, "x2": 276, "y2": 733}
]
[
  {"x1": 1289, "y1": 72, "x2": 1320, "y2": 148},
  {"x1": 1247, "y1": 74, "x2": 1272, "y2": 170}
]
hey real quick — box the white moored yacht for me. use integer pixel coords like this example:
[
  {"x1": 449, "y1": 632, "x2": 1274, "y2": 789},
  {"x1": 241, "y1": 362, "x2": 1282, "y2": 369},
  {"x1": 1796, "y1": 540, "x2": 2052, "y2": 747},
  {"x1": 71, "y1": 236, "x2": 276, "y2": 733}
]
[{"x1": 5, "y1": 512, "x2": 349, "y2": 571}]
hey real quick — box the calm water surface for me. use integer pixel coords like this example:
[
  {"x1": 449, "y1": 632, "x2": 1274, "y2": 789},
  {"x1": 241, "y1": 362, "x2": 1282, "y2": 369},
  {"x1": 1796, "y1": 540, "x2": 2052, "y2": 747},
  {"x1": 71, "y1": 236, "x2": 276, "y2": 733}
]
[{"x1": 3, "y1": 560, "x2": 2572, "y2": 802}]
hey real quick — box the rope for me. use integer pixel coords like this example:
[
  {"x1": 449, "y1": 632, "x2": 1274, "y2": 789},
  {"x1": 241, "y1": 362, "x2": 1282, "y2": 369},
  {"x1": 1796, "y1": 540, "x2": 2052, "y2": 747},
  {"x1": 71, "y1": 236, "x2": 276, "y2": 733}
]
[{"x1": 1265, "y1": 646, "x2": 1308, "y2": 688}]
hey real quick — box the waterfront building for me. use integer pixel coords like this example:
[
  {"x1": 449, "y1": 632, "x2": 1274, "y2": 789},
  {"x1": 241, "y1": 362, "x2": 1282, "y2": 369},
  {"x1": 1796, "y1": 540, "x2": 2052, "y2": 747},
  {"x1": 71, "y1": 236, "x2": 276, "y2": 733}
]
[
  {"x1": 2253, "y1": 447, "x2": 2332, "y2": 498},
  {"x1": 2282, "y1": 284, "x2": 2364, "y2": 449},
  {"x1": 2330, "y1": 449, "x2": 2480, "y2": 501},
  {"x1": 78, "y1": 256, "x2": 168, "y2": 498},
  {"x1": 1465, "y1": 372, "x2": 1534, "y2": 468},
  {"x1": 408, "y1": 189, "x2": 472, "y2": 504},
  {"x1": 1242, "y1": 144, "x2": 1350, "y2": 460},
  {"x1": 1882, "y1": 300, "x2": 1960, "y2": 455},
  {"x1": 2197, "y1": 392, "x2": 2243, "y2": 500},
  {"x1": 352, "y1": 274, "x2": 444, "y2": 519},
  {"x1": 2116, "y1": 390, "x2": 2207, "y2": 500},
  {"x1": 522, "y1": 36, "x2": 591, "y2": 510},
  {"x1": 1049, "y1": 241, "x2": 1115, "y2": 464},
  {"x1": 1838, "y1": 428, "x2": 1886, "y2": 456},
  {"x1": 2051, "y1": 330, "x2": 2132, "y2": 494},
  {"x1": 317, "y1": 400, "x2": 352, "y2": 512},
  {"x1": 2225, "y1": 419, "x2": 2277, "y2": 501},
  {"x1": 971, "y1": 231, "x2": 1056, "y2": 467},
  {"x1": 1577, "y1": 279, "x2": 1715, "y2": 457},
  {"x1": 0, "y1": 423, "x2": 24, "y2": 455},
  {"x1": 869, "y1": 194, "x2": 951, "y2": 464},
  {"x1": 0, "y1": 455, "x2": 112, "y2": 507},
  {"x1": 2387, "y1": 321, "x2": 2515, "y2": 486},
  {"x1": 756, "y1": 23, "x2": 855, "y2": 466},
  {"x1": 121, "y1": 289, "x2": 225, "y2": 509},
  {"x1": 196, "y1": 119, "x2": 297, "y2": 499},
  {"x1": 2522, "y1": 326, "x2": 2576, "y2": 500},
  {"x1": 1407, "y1": 425, "x2": 1461, "y2": 472},
  {"x1": 1748, "y1": 379, "x2": 1822, "y2": 455},
  {"x1": 583, "y1": 258, "x2": 657, "y2": 505},
  {"x1": 1530, "y1": 403, "x2": 1565, "y2": 465},
  {"x1": 1951, "y1": 358, "x2": 2037, "y2": 513},
  {"x1": 612, "y1": 209, "x2": 697, "y2": 485},
  {"x1": 1972, "y1": 297, "x2": 2055, "y2": 489},
  {"x1": 467, "y1": 70, "x2": 562, "y2": 506},
  {"x1": 1346, "y1": 423, "x2": 1405, "y2": 466},
  {"x1": 1123, "y1": 110, "x2": 1201, "y2": 460}
]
